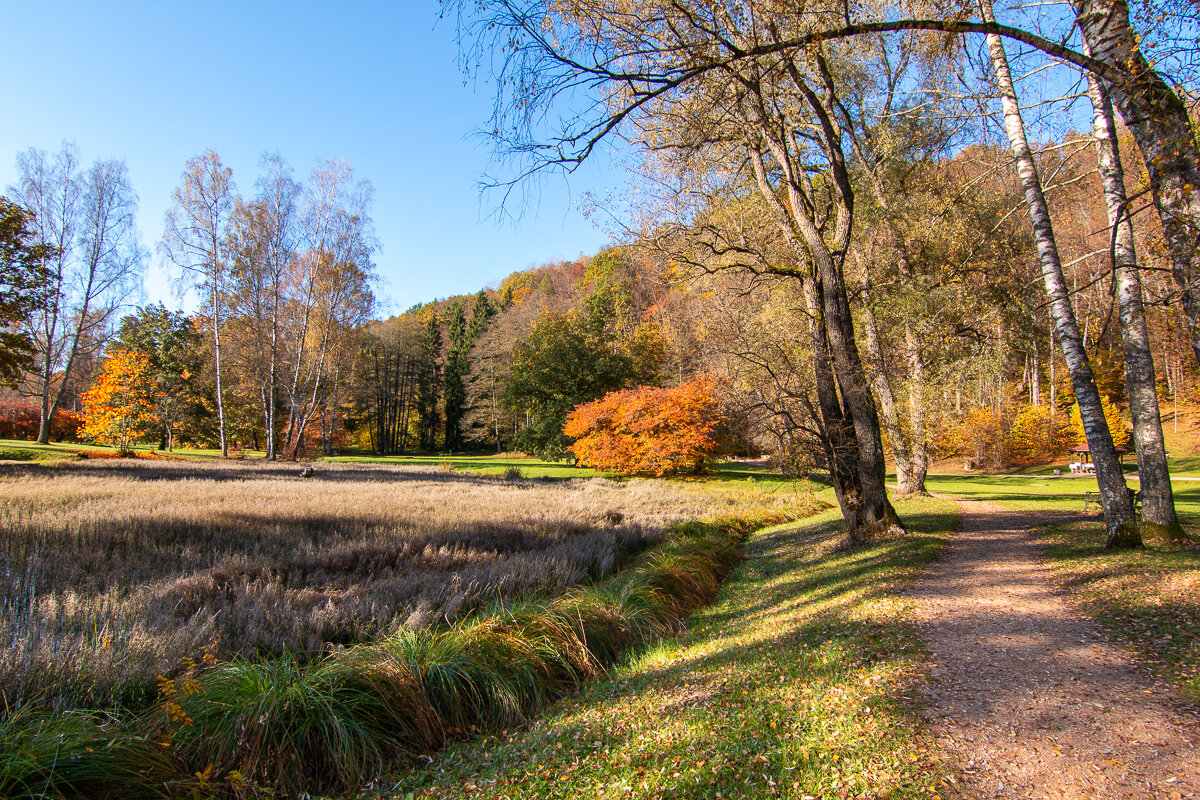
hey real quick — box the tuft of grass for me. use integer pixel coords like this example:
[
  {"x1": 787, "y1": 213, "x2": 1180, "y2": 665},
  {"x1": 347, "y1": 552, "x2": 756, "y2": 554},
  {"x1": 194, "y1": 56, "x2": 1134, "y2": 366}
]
[
  {"x1": 168, "y1": 655, "x2": 404, "y2": 796},
  {"x1": 0, "y1": 706, "x2": 165, "y2": 799}
]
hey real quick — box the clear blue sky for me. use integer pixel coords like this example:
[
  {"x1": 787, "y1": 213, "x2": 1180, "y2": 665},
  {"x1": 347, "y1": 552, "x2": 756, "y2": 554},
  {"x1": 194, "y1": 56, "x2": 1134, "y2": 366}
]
[{"x1": 0, "y1": 1, "x2": 621, "y2": 316}]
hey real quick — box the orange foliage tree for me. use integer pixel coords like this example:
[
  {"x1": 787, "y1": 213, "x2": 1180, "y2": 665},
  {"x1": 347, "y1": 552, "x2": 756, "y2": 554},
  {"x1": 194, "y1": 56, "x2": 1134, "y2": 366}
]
[
  {"x1": 564, "y1": 376, "x2": 721, "y2": 476},
  {"x1": 80, "y1": 350, "x2": 163, "y2": 452}
]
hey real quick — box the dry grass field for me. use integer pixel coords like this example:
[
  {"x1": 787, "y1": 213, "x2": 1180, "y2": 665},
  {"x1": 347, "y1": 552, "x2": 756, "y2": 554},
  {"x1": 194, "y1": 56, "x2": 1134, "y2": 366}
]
[{"x1": 0, "y1": 460, "x2": 819, "y2": 711}]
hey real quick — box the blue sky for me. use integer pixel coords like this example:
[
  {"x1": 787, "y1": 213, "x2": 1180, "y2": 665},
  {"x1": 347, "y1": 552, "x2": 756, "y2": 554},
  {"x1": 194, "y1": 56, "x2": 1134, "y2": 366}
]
[{"x1": 0, "y1": 1, "x2": 621, "y2": 315}]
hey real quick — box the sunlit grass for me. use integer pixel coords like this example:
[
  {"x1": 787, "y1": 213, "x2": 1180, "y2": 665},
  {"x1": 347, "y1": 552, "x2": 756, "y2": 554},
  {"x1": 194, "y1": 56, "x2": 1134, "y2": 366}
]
[{"x1": 384, "y1": 496, "x2": 961, "y2": 800}]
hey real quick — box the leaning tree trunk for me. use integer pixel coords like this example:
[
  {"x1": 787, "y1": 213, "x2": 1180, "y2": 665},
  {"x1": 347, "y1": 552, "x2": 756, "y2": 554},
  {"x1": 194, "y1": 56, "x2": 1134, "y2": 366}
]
[
  {"x1": 1074, "y1": 0, "x2": 1200, "y2": 366},
  {"x1": 1087, "y1": 71, "x2": 1183, "y2": 538},
  {"x1": 981, "y1": 0, "x2": 1138, "y2": 546}
]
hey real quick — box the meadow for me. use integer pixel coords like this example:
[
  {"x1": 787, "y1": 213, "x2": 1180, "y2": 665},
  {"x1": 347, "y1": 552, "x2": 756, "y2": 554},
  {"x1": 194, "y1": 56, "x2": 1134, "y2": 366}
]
[{"x1": 0, "y1": 459, "x2": 822, "y2": 711}]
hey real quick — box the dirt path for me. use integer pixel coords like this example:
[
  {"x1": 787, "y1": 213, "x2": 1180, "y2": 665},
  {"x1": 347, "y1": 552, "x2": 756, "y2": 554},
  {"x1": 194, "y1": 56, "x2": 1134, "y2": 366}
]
[{"x1": 909, "y1": 498, "x2": 1200, "y2": 799}]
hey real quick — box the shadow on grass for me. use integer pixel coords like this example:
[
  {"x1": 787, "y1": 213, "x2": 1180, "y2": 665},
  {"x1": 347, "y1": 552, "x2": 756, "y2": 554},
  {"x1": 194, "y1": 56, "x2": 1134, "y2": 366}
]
[{"x1": 0, "y1": 459, "x2": 578, "y2": 487}]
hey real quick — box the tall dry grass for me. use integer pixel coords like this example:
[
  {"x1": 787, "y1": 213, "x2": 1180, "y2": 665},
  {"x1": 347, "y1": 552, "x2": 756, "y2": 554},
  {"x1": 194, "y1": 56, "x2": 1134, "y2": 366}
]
[{"x1": 0, "y1": 461, "x2": 813, "y2": 710}]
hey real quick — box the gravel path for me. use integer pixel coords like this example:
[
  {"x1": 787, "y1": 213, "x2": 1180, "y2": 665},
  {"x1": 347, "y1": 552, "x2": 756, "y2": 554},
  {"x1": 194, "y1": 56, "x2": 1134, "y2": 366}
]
[{"x1": 909, "y1": 498, "x2": 1200, "y2": 799}]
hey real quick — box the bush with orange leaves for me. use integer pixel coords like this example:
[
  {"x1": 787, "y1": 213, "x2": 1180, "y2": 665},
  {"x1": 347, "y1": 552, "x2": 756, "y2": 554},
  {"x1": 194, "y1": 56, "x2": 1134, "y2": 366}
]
[
  {"x1": 80, "y1": 349, "x2": 163, "y2": 453},
  {"x1": 564, "y1": 376, "x2": 722, "y2": 476}
]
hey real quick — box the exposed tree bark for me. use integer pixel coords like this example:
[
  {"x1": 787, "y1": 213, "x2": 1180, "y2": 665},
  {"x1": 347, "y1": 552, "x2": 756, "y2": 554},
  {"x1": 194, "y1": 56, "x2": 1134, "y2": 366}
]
[
  {"x1": 1086, "y1": 70, "x2": 1183, "y2": 537},
  {"x1": 1073, "y1": 0, "x2": 1200, "y2": 365},
  {"x1": 980, "y1": 0, "x2": 1138, "y2": 546}
]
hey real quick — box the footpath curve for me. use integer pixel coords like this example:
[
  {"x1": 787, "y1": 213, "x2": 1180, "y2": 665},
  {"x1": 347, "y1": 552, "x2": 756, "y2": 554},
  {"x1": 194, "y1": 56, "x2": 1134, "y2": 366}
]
[{"x1": 908, "y1": 497, "x2": 1200, "y2": 799}]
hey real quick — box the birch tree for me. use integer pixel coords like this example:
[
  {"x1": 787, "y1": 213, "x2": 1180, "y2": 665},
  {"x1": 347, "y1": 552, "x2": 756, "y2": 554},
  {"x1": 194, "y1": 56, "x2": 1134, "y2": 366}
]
[
  {"x1": 161, "y1": 151, "x2": 235, "y2": 457},
  {"x1": 8, "y1": 143, "x2": 144, "y2": 443},
  {"x1": 978, "y1": 0, "x2": 1138, "y2": 546},
  {"x1": 1085, "y1": 71, "x2": 1182, "y2": 537},
  {"x1": 226, "y1": 154, "x2": 300, "y2": 460},
  {"x1": 279, "y1": 160, "x2": 377, "y2": 459}
]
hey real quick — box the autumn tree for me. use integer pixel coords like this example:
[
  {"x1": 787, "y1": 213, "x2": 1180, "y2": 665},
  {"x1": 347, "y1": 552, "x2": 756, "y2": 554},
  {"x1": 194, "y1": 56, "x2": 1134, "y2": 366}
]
[
  {"x1": 565, "y1": 376, "x2": 722, "y2": 476},
  {"x1": 79, "y1": 349, "x2": 161, "y2": 452},
  {"x1": 461, "y1": 1, "x2": 906, "y2": 534},
  {"x1": 112, "y1": 304, "x2": 202, "y2": 451},
  {"x1": 225, "y1": 153, "x2": 300, "y2": 460},
  {"x1": 278, "y1": 159, "x2": 377, "y2": 460}
]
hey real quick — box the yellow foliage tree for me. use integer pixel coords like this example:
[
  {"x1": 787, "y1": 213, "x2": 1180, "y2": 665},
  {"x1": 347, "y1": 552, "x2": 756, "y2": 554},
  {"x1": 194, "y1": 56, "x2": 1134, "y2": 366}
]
[
  {"x1": 1005, "y1": 404, "x2": 1074, "y2": 467},
  {"x1": 80, "y1": 350, "x2": 163, "y2": 453},
  {"x1": 1069, "y1": 396, "x2": 1130, "y2": 450}
]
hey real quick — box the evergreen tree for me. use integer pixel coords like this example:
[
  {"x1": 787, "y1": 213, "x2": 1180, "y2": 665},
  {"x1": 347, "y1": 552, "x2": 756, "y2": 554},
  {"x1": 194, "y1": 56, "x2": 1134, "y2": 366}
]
[{"x1": 415, "y1": 310, "x2": 442, "y2": 451}]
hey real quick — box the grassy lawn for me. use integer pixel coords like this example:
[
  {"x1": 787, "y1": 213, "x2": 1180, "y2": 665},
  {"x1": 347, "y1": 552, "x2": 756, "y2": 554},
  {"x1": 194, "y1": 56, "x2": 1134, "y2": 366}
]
[
  {"x1": 923, "y1": 472, "x2": 1200, "y2": 523},
  {"x1": 323, "y1": 452, "x2": 597, "y2": 479},
  {"x1": 380, "y1": 496, "x2": 960, "y2": 800}
]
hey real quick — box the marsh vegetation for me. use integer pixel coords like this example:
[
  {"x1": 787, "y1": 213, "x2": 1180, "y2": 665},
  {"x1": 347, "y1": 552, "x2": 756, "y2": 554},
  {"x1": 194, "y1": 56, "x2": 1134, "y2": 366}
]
[{"x1": 0, "y1": 459, "x2": 820, "y2": 711}]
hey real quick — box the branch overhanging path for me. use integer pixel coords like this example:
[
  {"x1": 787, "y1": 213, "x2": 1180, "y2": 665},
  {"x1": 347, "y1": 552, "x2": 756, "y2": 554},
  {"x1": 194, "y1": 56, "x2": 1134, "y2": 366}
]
[{"x1": 909, "y1": 498, "x2": 1200, "y2": 798}]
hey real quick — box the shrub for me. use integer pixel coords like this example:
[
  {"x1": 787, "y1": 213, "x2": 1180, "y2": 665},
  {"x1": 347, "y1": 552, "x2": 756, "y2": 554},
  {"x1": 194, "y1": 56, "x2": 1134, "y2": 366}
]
[{"x1": 564, "y1": 376, "x2": 722, "y2": 476}]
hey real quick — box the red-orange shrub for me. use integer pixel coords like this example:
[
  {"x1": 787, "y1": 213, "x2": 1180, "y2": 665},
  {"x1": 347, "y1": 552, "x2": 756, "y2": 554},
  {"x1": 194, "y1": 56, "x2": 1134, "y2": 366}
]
[
  {"x1": 564, "y1": 376, "x2": 721, "y2": 476},
  {"x1": 0, "y1": 400, "x2": 82, "y2": 441}
]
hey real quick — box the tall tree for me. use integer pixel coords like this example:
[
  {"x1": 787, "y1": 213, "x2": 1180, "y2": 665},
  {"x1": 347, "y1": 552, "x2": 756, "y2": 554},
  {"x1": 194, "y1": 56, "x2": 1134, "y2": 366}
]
[
  {"x1": 279, "y1": 159, "x2": 377, "y2": 459},
  {"x1": 1084, "y1": 70, "x2": 1182, "y2": 537},
  {"x1": 161, "y1": 151, "x2": 235, "y2": 456},
  {"x1": 442, "y1": 299, "x2": 468, "y2": 451},
  {"x1": 461, "y1": 2, "x2": 905, "y2": 533},
  {"x1": 978, "y1": 0, "x2": 1138, "y2": 546},
  {"x1": 415, "y1": 310, "x2": 443, "y2": 451},
  {"x1": 8, "y1": 144, "x2": 144, "y2": 443},
  {"x1": 225, "y1": 154, "x2": 300, "y2": 460}
]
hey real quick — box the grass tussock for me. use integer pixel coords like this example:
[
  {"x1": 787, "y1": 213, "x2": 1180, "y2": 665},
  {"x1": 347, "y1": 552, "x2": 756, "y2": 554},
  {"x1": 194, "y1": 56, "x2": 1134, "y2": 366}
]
[{"x1": 0, "y1": 460, "x2": 817, "y2": 711}]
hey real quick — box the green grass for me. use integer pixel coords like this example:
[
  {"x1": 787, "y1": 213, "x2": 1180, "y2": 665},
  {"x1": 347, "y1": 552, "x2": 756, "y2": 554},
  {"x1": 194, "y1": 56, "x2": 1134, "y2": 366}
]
[
  {"x1": 1041, "y1": 522, "x2": 1200, "y2": 703},
  {"x1": 0, "y1": 438, "x2": 250, "y2": 461},
  {"x1": 321, "y1": 453, "x2": 598, "y2": 479},
  {"x1": 382, "y1": 496, "x2": 961, "y2": 800},
  {"x1": 924, "y1": 471, "x2": 1200, "y2": 524}
]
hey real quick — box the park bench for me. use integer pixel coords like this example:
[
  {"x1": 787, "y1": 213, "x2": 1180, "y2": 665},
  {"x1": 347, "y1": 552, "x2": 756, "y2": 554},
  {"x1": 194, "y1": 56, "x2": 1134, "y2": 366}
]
[{"x1": 1083, "y1": 489, "x2": 1142, "y2": 515}]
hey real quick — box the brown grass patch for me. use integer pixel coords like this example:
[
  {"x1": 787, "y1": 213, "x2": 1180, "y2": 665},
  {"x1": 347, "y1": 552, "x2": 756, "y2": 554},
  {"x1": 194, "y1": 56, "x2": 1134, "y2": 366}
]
[{"x1": 0, "y1": 460, "x2": 813, "y2": 710}]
